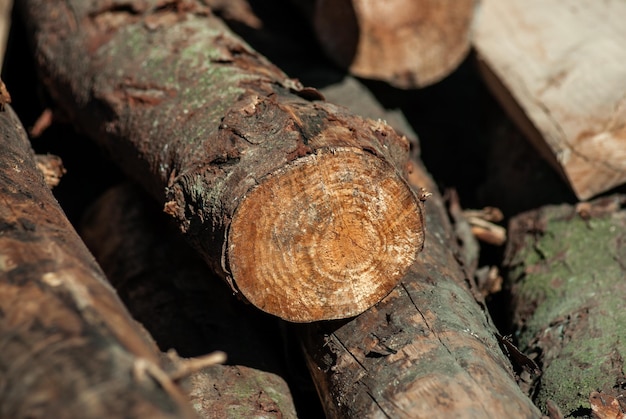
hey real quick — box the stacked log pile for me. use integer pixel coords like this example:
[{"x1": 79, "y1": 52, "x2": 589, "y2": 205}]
[{"x1": 1, "y1": 0, "x2": 624, "y2": 417}]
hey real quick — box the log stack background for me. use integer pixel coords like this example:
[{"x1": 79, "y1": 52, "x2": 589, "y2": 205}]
[{"x1": 2, "y1": 0, "x2": 626, "y2": 417}]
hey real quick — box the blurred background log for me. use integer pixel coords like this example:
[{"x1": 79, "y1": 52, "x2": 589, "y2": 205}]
[
  {"x1": 503, "y1": 196, "x2": 626, "y2": 416},
  {"x1": 20, "y1": 0, "x2": 425, "y2": 322},
  {"x1": 0, "y1": 105, "x2": 195, "y2": 418},
  {"x1": 81, "y1": 182, "x2": 299, "y2": 418},
  {"x1": 290, "y1": 0, "x2": 478, "y2": 89},
  {"x1": 0, "y1": 0, "x2": 11, "y2": 67},
  {"x1": 474, "y1": 0, "x2": 626, "y2": 200}
]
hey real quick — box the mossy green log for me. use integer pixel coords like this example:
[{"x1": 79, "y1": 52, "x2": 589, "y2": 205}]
[{"x1": 504, "y1": 197, "x2": 626, "y2": 416}]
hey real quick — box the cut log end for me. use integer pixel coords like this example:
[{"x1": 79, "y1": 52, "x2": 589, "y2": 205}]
[
  {"x1": 312, "y1": 0, "x2": 477, "y2": 88},
  {"x1": 228, "y1": 147, "x2": 424, "y2": 322}
]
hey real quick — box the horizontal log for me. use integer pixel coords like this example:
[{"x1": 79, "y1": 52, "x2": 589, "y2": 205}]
[
  {"x1": 473, "y1": 0, "x2": 626, "y2": 199},
  {"x1": 20, "y1": 0, "x2": 425, "y2": 322},
  {"x1": 0, "y1": 105, "x2": 195, "y2": 418}
]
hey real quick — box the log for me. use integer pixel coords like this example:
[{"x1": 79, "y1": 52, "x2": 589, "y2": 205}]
[
  {"x1": 81, "y1": 182, "x2": 298, "y2": 418},
  {"x1": 189, "y1": 365, "x2": 298, "y2": 419},
  {"x1": 20, "y1": 0, "x2": 426, "y2": 322},
  {"x1": 300, "y1": 159, "x2": 542, "y2": 418},
  {"x1": 0, "y1": 105, "x2": 195, "y2": 417},
  {"x1": 0, "y1": 0, "x2": 11, "y2": 66},
  {"x1": 503, "y1": 196, "x2": 626, "y2": 416},
  {"x1": 290, "y1": 0, "x2": 477, "y2": 89},
  {"x1": 473, "y1": 0, "x2": 626, "y2": 200}
]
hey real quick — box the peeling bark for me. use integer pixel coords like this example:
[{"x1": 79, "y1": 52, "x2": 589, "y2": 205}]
[
  {"x1": 0, "y1": 105, "x2": 195, "y2": 418},
  {"x1": 20, "y1": 0, "x2": 425, "y2": 322},
  {"x1": 300, "y1": 160, "x2": 542, "y2": 418},
  {"x1": 503, "y1": 196, "x2": 626, "y2": 416}
]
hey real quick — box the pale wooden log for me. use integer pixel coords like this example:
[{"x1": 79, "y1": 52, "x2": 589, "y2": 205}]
[
  {"x1": 0, "y1": 0, "x2": 11, "y2": 67},
  {"x1": 473, "y1": 0, "x2": 626, "y2": 200},
  {"x1": 291, "y1": 0, "x2": 477, "y2": 88}
]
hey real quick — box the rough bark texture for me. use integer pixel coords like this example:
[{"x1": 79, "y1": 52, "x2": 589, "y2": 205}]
[
  {"x1": 189, "y1": 365, "x2": 297, "y2": 419},
  {"x1": 300, "y1": 159, "x2": 542, "y2": 418},
  {"x1": 21, "y1": 0, "x2": 425, "y2": 322},
  {"x1": 290, "y1": 0, "x2": 477, "y2": 88},
  {"x1": 81, "y1": 182, "x2": 298, "y2": 418},
  {"x1": 473, "y1": 0, "x2": 626, "y2": 200},
  {"x1": 0, "y1": 105, "x2": 195, "y2": 418},
  {"x1": 503, "y1": 196, "x2": 626, "y2": 417}
]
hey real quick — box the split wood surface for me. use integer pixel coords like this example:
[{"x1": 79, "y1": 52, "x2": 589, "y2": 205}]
[
  {"x1": 0, "y1": 106, "x2": 195, "y2": 418},
  {"x1": 81, "y1": 182, "x2": 298, "y2": 418},
  {"x1": 300, "y1": 159, "x2": 542, "y2": 418},
  {"x1": 20, "y1": 0, "x2": 425, "y2": 322},
  {"x1": 504, "y1": 196, "x2": 626, "y2": 416},
  {"x1": 291, "y1": 0, "x2": 477, "y2": 88},
  {"x1": 473, "y1": 0, "x2": 626, "y2": 200}
]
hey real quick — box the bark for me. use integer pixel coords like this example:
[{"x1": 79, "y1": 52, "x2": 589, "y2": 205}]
[
  {"x1": 189, "y1": 365, "x2": 298, "y2": 419},
  {"x1": 290, "y1": 0, "x2": 477, "y2": 89},
  {"x1": 473, "y1": 0, "x2": 626, "y2": 200},
  {"x1": 20, "y1": 0, "x2": 425, "y2": 322},
  {"x1": 503, "y1": 196, "x2": 626, "y2": 417},
  {"x1": 300, "y1": 159, "x2": 542, "y2": 418},
  {"x1": 0, "y1": 105, "x2": 195, "y2": 418},
  {"x1": 81, "y1": 182, "x2": 298, "y2": 418}
]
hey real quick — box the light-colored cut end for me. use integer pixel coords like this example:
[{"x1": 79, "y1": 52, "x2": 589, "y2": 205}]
[{"x1": 228, "y1": 147, "x2": 424, "y2": 322}]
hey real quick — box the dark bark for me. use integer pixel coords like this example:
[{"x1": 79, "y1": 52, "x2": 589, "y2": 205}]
[
  {"x1": 81, "y1": 182, "x2": 298, "y2": 418},
  {"x1": 503, "y1": 196, "x2": 626, "y2": 416},
  {"x1": 0, "y1": 105, "x2": 195, "y2": 418},
  {"x1": 20, "y1": 0, "x2": 425, "y2": 322}
]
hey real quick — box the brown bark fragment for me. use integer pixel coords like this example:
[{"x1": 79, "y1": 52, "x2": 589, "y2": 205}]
[
  {"x1": 35, "y1": 153, "x2": 65, "y2": 188},
  {"x1": 0, "y1": 106, "x2": 195, "y2": 418},
  {"x1": 300, "y1": 160, "x2": 542, "y2": 418},
  {"x1": 292, "y1": 0, "x2": 477, "y2": 88},
  {"x1": 20, "y1": 0, "x2": 425, "y2": 322}
]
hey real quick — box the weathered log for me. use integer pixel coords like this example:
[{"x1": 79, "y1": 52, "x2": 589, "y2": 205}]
[
  {"x1": 473, "y1": 0, "x2": 626, "y2": 200},
  {"x1": 0, "y1": 105, "x2": 195, "y2": 417},
  {"x1": 81, "y1": 182, "x2": 298, "y2": 418},
  {"x1": 189, "y1": 365, "x2": 297, "y2": 419},
  {"x1": 20, "y1": 0, "x2": 425, "y2": 322},
  {"x1": 290, "y1": 0, "x2": 477, "y2": 88},
  {"x1": 503, "y1": 196, "x2": 626, "y2": 416},
  {"x1": 300, "y1": 159, "x2": 542, "y2": 418}
]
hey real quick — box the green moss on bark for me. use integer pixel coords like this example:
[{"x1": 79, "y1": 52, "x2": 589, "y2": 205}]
[{"x1": 506, "y1": 203, "x2": 626, "y2": 416}]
